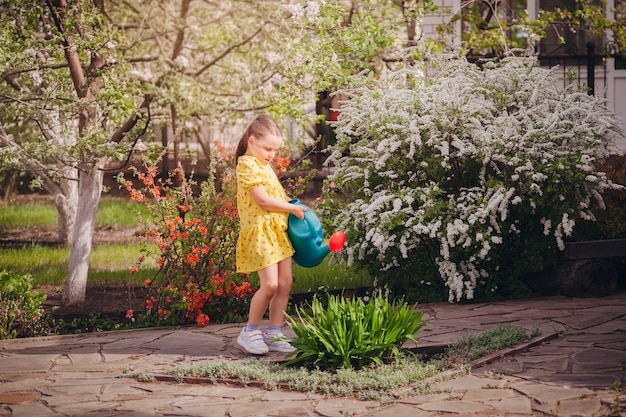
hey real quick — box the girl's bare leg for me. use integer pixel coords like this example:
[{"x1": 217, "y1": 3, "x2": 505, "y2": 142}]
[
  {"x1": 246, "y1": 258, "x2": 292, "y2": 327},
  {"x1": 247, "y1": 263, "x2": 279, "y2": 326},
  {"x1": 268, "y1": 257, "x2": 293, "y2": 327}
]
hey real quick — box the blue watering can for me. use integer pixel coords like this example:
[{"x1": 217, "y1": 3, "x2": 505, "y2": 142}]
[{"x1": 287, "y1": 199, "x2": 345, "y2": 268}]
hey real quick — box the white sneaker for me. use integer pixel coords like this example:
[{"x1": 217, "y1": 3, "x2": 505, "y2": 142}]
[
  {"x1": 237, "y1": 328, "x2": 269, "y2": 355},
  {"x1": 263, "y1": 331, "x2": 296, "y2": 353}
]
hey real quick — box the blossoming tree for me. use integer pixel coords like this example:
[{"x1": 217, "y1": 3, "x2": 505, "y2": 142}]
[
  {"x1": 0, "y1": 0, "x2": 399, "y2": 305},
  {"x1": 321, "y1": 54, "x2": 623, "y2": 302}
]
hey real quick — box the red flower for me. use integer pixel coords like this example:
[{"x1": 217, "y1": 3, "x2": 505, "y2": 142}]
[
  {"x1": 235, "y1": 281, "x2": 252, "y2": 298},
  {"x1": 186, "y1": 253, "x2": 200, "y2": 266},
  {"x1": 126, "y1": 309, "x2": 134, "y2": 319},
  {"x1": 272, "y1": 155, "x2": 291, "y2": 173},
  {"x1": 196, "y1": 313, "x2": 210, "y2": 327}
]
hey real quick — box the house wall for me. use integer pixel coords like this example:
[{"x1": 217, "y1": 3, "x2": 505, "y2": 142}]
[{"x1": 607, "y1": 63, "x2": 626, "y2": 151}]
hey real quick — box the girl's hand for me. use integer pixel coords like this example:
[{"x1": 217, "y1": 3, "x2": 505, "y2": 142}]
[{"x1": 290, "y1": 203, "x2": 307, "y2": 220}]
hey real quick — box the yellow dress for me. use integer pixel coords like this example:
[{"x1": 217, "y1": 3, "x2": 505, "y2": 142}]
[{"x1": 236, "y1": 155, "x2": 294, "y2": 274}]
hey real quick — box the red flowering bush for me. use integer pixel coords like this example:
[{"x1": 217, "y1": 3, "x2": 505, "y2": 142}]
[
  {"x1": 120, "y1": 138, "x2": 314, "y2": 327},
  {"x1": 121, "y1": 159, "x2": 256, "y2": 327}
]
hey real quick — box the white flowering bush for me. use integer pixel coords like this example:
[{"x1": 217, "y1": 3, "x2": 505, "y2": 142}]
[{"x1": 320, "y1": 55, "x2": 623, "y2": 302}]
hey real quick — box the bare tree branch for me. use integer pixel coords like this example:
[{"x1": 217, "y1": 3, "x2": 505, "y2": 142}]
[
  {"x1": 172, "y1": 0, "x2": 191, "y2": 60},
  {"x1": 0, "y1": 126, "x2": 65, "y2": 195},
  {"x1": 195, "y1": 25, "x2": 264, "y2": 77},
  {"x1": 109, "y1": 96, "x2": 151, "y2": 144},
  {"x1": 46, "y1": 0, "x2": 88, "y2": 98}
]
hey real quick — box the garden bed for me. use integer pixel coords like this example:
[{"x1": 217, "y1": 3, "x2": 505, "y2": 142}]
[{"x1": 40, "y1": 283, "x2": 147, "y2": 320}]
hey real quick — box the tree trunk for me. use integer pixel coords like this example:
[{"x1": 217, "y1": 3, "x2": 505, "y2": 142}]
[
  {"x1": 62, "y1": 166, "x2": 104, "y2": 305},
  {"x1": 55, "y1": 165, "x2": 79, "y2": 245}
]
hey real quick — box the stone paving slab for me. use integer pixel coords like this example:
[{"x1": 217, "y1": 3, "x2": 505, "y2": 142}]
[
  {"x1": 361, "y1": 404, "x2": 434, "y2": 417},
  {"x1": 1, "y1": 293, "x2": 625, "y2": 416}
]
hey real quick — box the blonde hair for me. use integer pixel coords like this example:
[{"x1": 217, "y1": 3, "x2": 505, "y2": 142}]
[{"x1": 235, "y1": 115, "x2": 283, "y2": 163}]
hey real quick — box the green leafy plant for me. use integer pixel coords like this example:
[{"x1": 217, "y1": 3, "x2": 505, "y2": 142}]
[
  {"x1": 53, "y1": 313, "x2": 129, "y2": 334},
  {"x1": 0, "y1": 270, "x2": 47, "y2": 339},
  {"x1": 156, "y1": 323, "x2": 540, "y2": 400},
  {"x1": 445, "y1": 324, "x2": 532, "y2": 363},
  {"x1": 165, "y1": 355, "x2": 446, "y2": 401},
  {"x1": 609, "y1": 380, "x2": 624, "y2": 417},
  {"x1": 283, "y1": 292, "x2": 427, "y2": 371}
]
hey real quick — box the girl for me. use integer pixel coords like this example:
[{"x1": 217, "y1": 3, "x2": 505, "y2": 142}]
[{"x1": 234, "y1": 115, "x2": 307, "y2": 355}]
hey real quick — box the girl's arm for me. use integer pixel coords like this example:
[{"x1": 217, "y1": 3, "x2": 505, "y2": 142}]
[{"x1": 249, "y1": 186, "x2": 307, "y2": 220}]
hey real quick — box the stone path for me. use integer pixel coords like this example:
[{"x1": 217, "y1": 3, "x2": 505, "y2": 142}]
[{"x1": 1, "y1": 292, "x2": 625, "y2": 416}]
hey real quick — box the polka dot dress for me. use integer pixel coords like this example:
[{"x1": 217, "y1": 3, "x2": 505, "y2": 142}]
[{"x1": 235, "y1": 155, "x2": 294, "y2": 274}]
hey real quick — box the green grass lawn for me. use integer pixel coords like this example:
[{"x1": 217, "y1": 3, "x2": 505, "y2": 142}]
[
  {"x1": 0, "y1": 197, "x2": 372, "y2": 292},
  {"x1": 0, "y1": 197, "x2": 149, "y2": 230},
  {"x1": 0, "y1": 202, "x2": 58, "y2": 229},
  {"x1": 0, "y1": 242, "x2": 370, "y2": 293},
  {"x1": 0, "y1": 243, "x2": 157, "y2": 286},
  {"x1": 292, "y1": 260, "x2": 371, "y2": 293}
]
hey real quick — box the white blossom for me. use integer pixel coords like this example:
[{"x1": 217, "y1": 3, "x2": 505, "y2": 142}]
[
  {"x1": 306, "y1": 1, "x2": 321, "y2": 21},
  {"x1": 322, "y1": 54, "x2": 622, "y2": 303},
  {"x1": 561, "y1": 213, "x2": 575, "y2": 236},
  {"x1": 173, "y1": 55, "x2": 189, "y2": 69},
  {"x1": 286, "y1": 4, "x2": 305, "y2": 19},
  {"x1": 128, "y1": 68, "x2": 156, "y2": 82}
]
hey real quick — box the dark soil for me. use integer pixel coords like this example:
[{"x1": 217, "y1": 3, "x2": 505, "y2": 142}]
[
  {"x1": 0, "y1": 223, "x2": 139, "y2": 248},
  {"x1": 38, "y1": 282, "x2": 147, "y2": 320}
]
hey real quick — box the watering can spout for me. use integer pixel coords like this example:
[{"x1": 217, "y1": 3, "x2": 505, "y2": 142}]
[
  {"x1": 287, "y1": 199, "x2": 332, "y2": 268},
  {"x1": 298, "y1": 244, "x2": 330, "y2": 268}
]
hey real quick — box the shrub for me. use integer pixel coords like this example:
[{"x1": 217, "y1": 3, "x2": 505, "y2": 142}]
[
  {"x1": 0, "y1": 270, "x2": 47, "y2": 339},
  {"x1": 121, "y1": 158, "x2": 254, "y2": 326},
  {"x1": 283, "y1": 292, "x2": 427, "y2": 371},
  {"x1": 320, "y1": 54, "x2": 624, "y2": 302},
  {"x1": 121, "y1": 143, "x2": 313, "y2": 326},
  {"x1": 445, "y1": 324, "x2": 531, "y2": 363},
  {"x1": 573, "y1": 153, "x2": 626, "y2": 240}
]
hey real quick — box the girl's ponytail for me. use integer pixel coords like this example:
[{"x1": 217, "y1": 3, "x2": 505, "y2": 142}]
[{"x1": 235, "y1": 126, "x2": 251, "y2": 162}]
